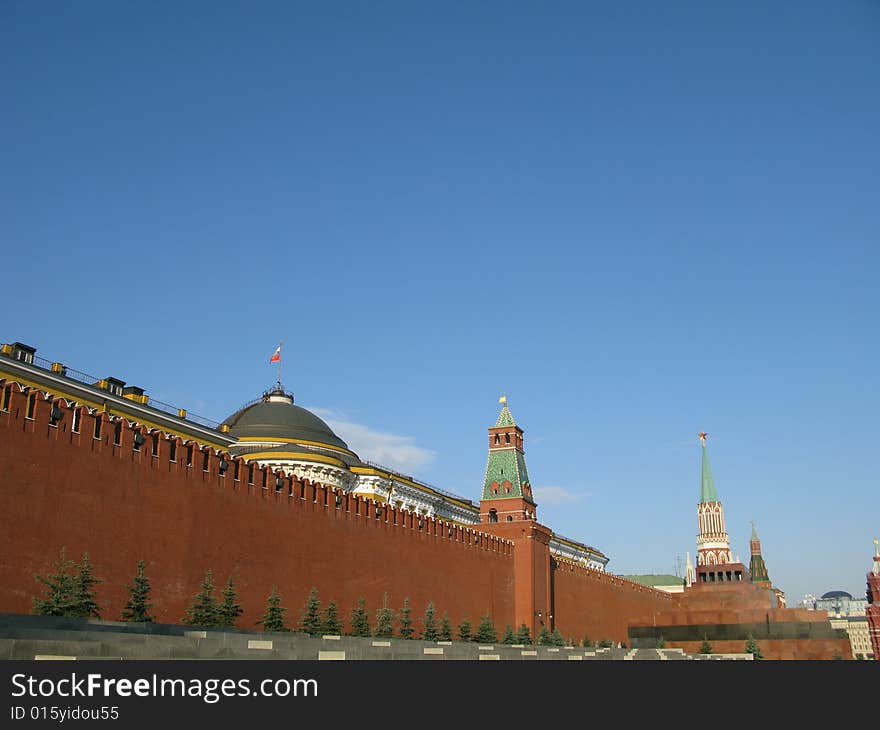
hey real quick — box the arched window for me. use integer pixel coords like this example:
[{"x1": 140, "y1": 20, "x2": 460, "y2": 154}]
[
  {"x1": 505, "y1": 433, "x2": 510, "y2": 444},
  {"x1": 488, "y1": 509, "x2": 498, "y2": 523}
]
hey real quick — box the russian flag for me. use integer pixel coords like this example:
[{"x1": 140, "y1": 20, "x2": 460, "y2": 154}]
[{"x1": 269, "y1": 345, "x2": 281, "y2": 363}]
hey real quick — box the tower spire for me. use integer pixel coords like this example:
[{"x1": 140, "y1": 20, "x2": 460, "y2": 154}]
[
  {"x1": 699, "y1": 433, "x2": 719, "y2": 503},
  {"x1": 749, "y1": 521, "x2": 771, "y2": 586}
]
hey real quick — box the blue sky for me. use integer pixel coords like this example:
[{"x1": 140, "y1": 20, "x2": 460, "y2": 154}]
[{"x1": 2, "y1": 1, "x2": 878, "y2": 604}]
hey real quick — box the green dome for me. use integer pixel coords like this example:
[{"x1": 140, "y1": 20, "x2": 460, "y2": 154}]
[{"x1": 222, "y1": 389, "x2": 350, "y2": 451}]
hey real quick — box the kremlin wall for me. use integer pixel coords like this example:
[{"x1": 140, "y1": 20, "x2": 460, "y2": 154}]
[{"x1": 0, "y1": 341, "x2": 856, "y2": 659}]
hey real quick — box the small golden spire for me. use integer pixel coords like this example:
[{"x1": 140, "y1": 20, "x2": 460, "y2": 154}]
[{"x1": 499, "y1": 394, "x2": 507, "y2": 405}]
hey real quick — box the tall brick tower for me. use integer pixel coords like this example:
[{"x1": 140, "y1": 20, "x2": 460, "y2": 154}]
[
  {"x1": 694, "y1": 433, "x2": 745, "y2": 585},
  {"x1": 866, "y1": 538, "x2": 880, "y2": 660},
  {"x1": 477, "y1": 397, "x2": 552, "y2": 636},
  {"x1": 479, "y1": 396, "x2": 537, "y2": 524},
  {"x1": 748, "y1": 522, "x2": 771, "y2": 588}
]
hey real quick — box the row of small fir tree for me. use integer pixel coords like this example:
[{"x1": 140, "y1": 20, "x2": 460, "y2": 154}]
[{"x1": 33, "y1": 550, "x2": 632, "y2": 648}]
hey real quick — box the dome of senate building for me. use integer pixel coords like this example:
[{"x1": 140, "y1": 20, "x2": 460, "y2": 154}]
[
  {"x1": 820, "y1": 590, "x2": 853, "y2": 600},
  {"x1": 222, "y1": 388, "x2": 351, "y2": 452}
]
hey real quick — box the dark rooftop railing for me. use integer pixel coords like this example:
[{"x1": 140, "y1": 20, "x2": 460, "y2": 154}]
[
  {"x1": 361, "y1": 460, "x2": 473, "y2": 505},
  {"x1": 5, "y1": 349, "x2": 222, "y2": 431}
]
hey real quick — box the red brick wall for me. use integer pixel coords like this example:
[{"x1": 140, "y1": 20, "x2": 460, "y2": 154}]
[
  {"x1": 0, "y1": 386, "x2": 514, "y2": 631},
  {"x1": 552, "y1": 559, "x2": 678, "y2": 644}
]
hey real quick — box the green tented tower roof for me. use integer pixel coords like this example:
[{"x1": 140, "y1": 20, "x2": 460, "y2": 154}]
[
  {"x1": 700, "y1": 443, "x2": 719, "y2": 503},
  {"x1": 495, "y1": 404, "x2": 516, "y2": 428},
  {"x1": 482, "y1": 402, "x2": 533, "y2": 503}
]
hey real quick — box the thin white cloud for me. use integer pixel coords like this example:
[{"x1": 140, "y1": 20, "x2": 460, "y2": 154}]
[
  {"x1": 309, "y1": 407, "x2": 436, "y2": 474},
  {"x1": 532, "y1": 486, "x2": 585, "y2": 505}
]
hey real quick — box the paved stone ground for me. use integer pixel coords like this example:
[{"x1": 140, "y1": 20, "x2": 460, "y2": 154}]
[{"x1": 0, "y1": 614, "x2": 751, "y2": 660}]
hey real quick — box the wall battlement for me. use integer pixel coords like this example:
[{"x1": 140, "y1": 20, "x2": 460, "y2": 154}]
[
  {"x1": 553, "y1": 556, "x2": 677, "y2": 604},
  {"x1": 0, "y1": 379, "x2": 512, "y2": 558}
]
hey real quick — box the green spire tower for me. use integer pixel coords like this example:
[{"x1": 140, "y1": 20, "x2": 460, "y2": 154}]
[
  {"x1": 479, "y1": 396, "x2": 536, "y2": 524},
  {"x1": 695, "y1": 432, "x2": 733, "y2": 571}
]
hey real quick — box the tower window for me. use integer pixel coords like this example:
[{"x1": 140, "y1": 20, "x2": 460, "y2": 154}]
[
  {"x1": 505, "y1": 433, "x2": 510, "y2": 444},
  {"x1": 494, "y1": 434, "x2": 500, "y2": 445},
  {"x1": 488, "y1": 509, "x2": 498, "y2": 523}
]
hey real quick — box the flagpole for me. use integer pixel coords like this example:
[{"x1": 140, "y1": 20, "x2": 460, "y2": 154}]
[{"x1": 276, "y1": 340, "x2": 283, "y2": 391}]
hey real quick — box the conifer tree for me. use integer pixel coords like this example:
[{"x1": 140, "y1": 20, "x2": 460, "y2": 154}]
[
  {"x1": 184, "y1": 570, "x2": 218, "y2": 626},
  {"x1": 349, "y1": 597, "x2": 371, "y2": 637},
  {"x1": 551, "y1": 627, "x2": 565, "y2": 646},
  {"x1": 476, "y1": 613, "x2": 497, "y2": 643},
  {"x1": 421, "y1": 602, "x2": 438, "y2": 641},
  {"x1": 537, "y1": 626, "x2": 553, "y2": 645},
  {"x1": 70, "y1": 552, "x2": 102, "y2": 619},
  {"x1": 515, "y1": 623, "x2": 531, "y2": 644},
  {"x1": 457, "y1": 616, "x2": 472, "y2": 642},
  {"x1": 121, "y1": 560, "x2": 154, "y2": 622},
  {"x1": 256, "y1": 587, "x2": 288, "y2": 632},
  {"x1": 217, "y1": 576, "x2": 243, "y2": 628},
  {"x1": 502, "y1": 625, "x2": 516, "y2": 644},
  {"x1": 581, "y1": 634, "x2": 591, "y2": 648},
  {"x1": 598, "y1": 638, "x2": 613, "y2": 648},
  {"x1": 744, "y1": 635, "x2": 763, "y2": 659},
  {"x1": 373, "y1": 593, "x2": 394, "y2": 638},
  {"x1": 439, "y1": 612, "x2": 453, "y2": 642},
  {"x1": 700, "y1": 634, "x2": 713, "y2": 654},
  {"x1": 32, "y1": 548, "x2": 78, "y2": 617},
  {"x1": 657, "y1": 635, "x2": 666, "y2": 649},
  {"x1": 299, "y1": 588, "x2": 323, "y2": 635},
  {"x1": 399, "y1": 597, "x2": 414, "y2": 639},
  {"x1": 323, "y1": 601, "x2": 342, "y2": 636}
]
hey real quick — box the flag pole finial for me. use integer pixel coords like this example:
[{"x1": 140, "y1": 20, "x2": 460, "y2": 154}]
[{"x1": 269, "y1": 341, "x2": 283, "y2": 391}]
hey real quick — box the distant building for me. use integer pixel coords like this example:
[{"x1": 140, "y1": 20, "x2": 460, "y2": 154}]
[
  {"x1": 811, "y1": 590, "x2": 868, "y2": 617},
  {"x1": 620, "y1": 575, "x2": 687, "y2": 594},
  {"x1": 829, "y1": 616, "x2": 873, "y2": 660}
]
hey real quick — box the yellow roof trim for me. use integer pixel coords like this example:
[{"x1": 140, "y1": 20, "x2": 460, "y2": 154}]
[
  {"x1": 235, "y1": 436, "x2": 357, "y2": 457},
  {"x1": 239, "y1": 450, "x2": 346, "y2": 468},
  {"x1": 350, "y1": 466, "x2": 476, "y2": 511}
]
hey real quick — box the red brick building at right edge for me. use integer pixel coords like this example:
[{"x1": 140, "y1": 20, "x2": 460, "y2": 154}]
[{"x1": 867, "y1": 539, "x2": 880, "y2": 660}]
